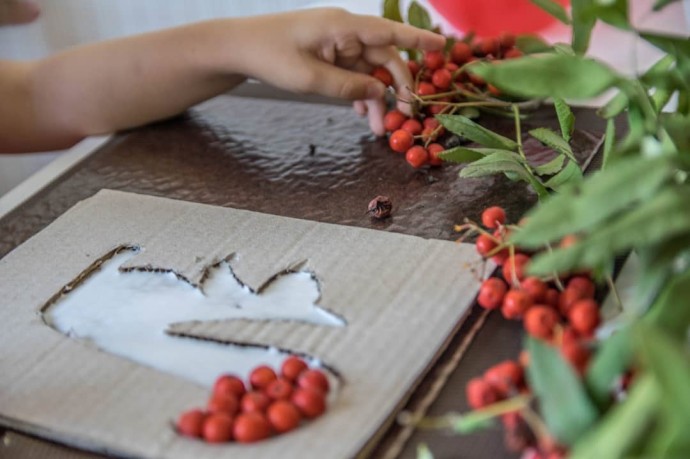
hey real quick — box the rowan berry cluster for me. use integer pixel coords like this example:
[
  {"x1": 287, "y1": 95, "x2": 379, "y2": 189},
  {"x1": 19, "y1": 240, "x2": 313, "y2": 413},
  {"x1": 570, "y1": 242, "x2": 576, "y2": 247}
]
[
  {"x1": 462, "y1": 205, "x2": 603, "y2": 458},
  {"x1": 176, "y1": 357, "x2": 330, "y2": 444},
  {"x1": 372, "y1": 35, "x2": 523, "y2": 169}
]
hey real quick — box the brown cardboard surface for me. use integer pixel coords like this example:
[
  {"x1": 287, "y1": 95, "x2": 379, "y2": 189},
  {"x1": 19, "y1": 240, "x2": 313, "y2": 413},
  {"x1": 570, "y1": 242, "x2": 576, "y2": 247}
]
[{"x1": 0, "y1": 189, "x2": 488, "y2": 459}]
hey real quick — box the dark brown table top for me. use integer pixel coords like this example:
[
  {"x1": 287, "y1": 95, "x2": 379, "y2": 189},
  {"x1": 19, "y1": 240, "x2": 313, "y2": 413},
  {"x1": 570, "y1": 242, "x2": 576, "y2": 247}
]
[{"x1": 0, "y1": 84, "x2": 605, "y2": 459}]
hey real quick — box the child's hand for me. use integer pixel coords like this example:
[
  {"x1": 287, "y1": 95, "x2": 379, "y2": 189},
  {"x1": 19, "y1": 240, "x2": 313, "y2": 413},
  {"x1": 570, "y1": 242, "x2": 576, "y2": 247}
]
[
  {"x1": 232, "y1": 8, "x2": 445, "y2": 136},
  {"x1": 0, "y1": 0, "x2": 40, "y2": 25}
]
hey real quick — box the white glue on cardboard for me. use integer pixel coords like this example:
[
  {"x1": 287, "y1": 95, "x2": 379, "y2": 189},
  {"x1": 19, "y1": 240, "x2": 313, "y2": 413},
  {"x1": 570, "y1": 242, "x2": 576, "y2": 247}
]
[{"x1": 0, "y1": 190, "x2": 486, "y2": 458}]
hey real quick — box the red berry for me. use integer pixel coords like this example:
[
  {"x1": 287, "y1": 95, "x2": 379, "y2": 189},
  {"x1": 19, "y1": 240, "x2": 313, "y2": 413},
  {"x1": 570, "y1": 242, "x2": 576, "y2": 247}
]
[
  {"x1": 428, "y1": 143, "x2": 445, "y2": 166},
  {"x1": 544, "y1": 288, "x2": 560, "y2": 308},
  {"x1": 423, "y1": 50, "x2": 445, "y2": 70},
  {"x1": 281, "y1": 356, "x2": 308, "y2": 382},
  {"x1": 524, "y1": 306, "x2": 559, "y2": 340},
  {"x1": 207, "y1": 393, "x2": 239, "y2": 415},
  {"x1": 371, "y1": 66, "x2": 393, "y2": 87},
  {"x1": 451, "y1": 41, "x2": 472, "y2": 64},
  {"x1": 445, "y1": 62, "x2": 459, "y2": 73},
  {"x1": 389, "y1": 129, "x2": 414, "y2": 153},
  {"x1": 265, "y1": 377, "x2": 294, "y2": 401},
  {"x1": 421, "y1": 126, "x2": 439, "y2": 142},
  {"x1": 561, "y1": 340, "x2": 591, "y2": 374},
  {"x1": 502, "y1": 289, "x2": 533, "y2": 320},
  {"x1": 567, "y1": 276, "x2": 596, "y2": 298},
  {"x1": 250, "y1": 365, "x2": 277, "y2": 390},
  {"x1": 267, "y1": 400, "x2": 302, "y2": 433},
  {"x1": 482, "y1": 206, "x2": 506, "y2": 228},
  {"x1": 233, "y1": 412, "x2": 272, "y2": 443},
  {"x1": 466, "y1": 377, "x2": 499, "y2": 409},
  {"x1": 405, "y1": 145, "x2": 429, "y2": 169},
  {"x1": 401, "y1": 118, "x2": 423, "y2": 135},
  {"x1": 484, "y1": 360, "x2": 524, "y2": 396},
  {"x1": 568, "y1": 299, "x2": 600, "y2": 336},
  {"x1": 241, "y1": 391, "x2": 271, "y2": 413},
  {"x1": 202, "y1": 412, "x2": 234, "y2": 443},
  {"x1": 213, "y1": 374, "x2": 246, "y2": 399},
  {"x1": 383, "y1": 110, "x2": 407, "y2": 132},
  {"x1": 558, "y1": 286, "x2": 588, "y2": 316},
  {"x1": 487, "y1": 84, "x2": 501, "y2": 97},
  {"x1": 177, "y1": 409, "x2": 206, "y2": 438},
  {"x1": 429, "y1": 101, "x2": 447, "y2": 115},
  {"x1": 416, "y1": 81, "x2": 437, "y2": 96},
  {"x1": 476, "y1": 233, "x2": 498, "y2": 257},
  {"x1": 292, "y1": 388, "x2": 326, "y2": 419},
  {"x1": 480, "y1": 37, "x2": 500, "y2": 56},
  {"x1": 298, "y1": 369, "x2": 330, "y2": 394},
  {"x1": 491, "y1": 229, "x2": 510, "y2": 265},
  {"x1": 468, "y1": 71, "x2": 485, "y2": 87},
  {"x1": 407, "y1": 60, "x2": 421, "y2": 77},
  {"x1": 504, "y1": 48, "x2": 523, "y2": 59},
  {"x1": 477, "y1": 277, "x2": 508, "y2": 310},
  {"x1": 499, "y1": 33, "x2": 517, "y2": 49},
  {"x1": 502, "y1": 253, "x2": 531, "y2": 284},
  {"x1": 520, "y1": 277, "x2": 548, "y2": 303},
  {"x1": 423, "y1": 117, "x2": 441, "y2": 130},
  {"x1": 432, "y1": 68, "x2": 452, "y2": 90}
]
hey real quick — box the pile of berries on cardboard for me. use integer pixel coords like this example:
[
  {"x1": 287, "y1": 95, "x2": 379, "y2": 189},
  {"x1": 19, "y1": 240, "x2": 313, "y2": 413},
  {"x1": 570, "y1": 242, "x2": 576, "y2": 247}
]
[
  {"x1": 371, "y1": 35, "x2": 523, "y2": 169},
  {"x1": 176, "y1": 356, "x2": 330, "y2": 444},
  {"x1": 462, "y1": 205, "x2": 603, "y2": 458}
]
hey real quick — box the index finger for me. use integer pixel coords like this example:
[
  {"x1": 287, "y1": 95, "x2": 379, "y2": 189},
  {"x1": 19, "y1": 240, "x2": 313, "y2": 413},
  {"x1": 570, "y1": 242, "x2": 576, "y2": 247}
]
[{"x1": 350, "y1": 15, "x2": 446, "y2": 51}]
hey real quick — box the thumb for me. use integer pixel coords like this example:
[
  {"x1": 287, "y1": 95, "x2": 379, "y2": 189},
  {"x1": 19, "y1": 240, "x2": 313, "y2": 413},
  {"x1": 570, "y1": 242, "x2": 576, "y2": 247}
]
[
  {"x1": 0, "y1": 1, "x2": 40, "y2": 26},
  {"x1": 306, "y1": 59, "x2": 386, "y2": 101}
]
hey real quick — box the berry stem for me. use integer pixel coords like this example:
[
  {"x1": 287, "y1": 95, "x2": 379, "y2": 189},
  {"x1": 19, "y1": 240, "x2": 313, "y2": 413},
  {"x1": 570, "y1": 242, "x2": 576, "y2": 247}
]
[{"x1": 606, "y1": 274, "x2": 623, "y2": 313}]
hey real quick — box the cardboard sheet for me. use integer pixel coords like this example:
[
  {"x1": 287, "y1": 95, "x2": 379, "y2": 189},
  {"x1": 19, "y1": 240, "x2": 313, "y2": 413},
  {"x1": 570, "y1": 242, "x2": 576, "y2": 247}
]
[{"x1": 0, "y1": 190, "x2": 486, "y2": 458}]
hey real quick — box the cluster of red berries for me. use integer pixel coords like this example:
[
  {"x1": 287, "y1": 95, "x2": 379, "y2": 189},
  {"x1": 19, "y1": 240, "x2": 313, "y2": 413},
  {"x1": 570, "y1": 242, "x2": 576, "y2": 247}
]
[
  {"x1": 176, "y1": 356, "x2": 330, "y2": 444},
  {"x1": 371, "y1": 35, "x2": 523, "y2": 169}
]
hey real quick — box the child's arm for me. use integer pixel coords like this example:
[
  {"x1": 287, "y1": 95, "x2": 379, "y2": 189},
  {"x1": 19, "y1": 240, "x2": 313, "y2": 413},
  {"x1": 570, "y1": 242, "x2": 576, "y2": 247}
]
[{"x1": 0, "y1": 8, "x2": 444, "y2": 153}]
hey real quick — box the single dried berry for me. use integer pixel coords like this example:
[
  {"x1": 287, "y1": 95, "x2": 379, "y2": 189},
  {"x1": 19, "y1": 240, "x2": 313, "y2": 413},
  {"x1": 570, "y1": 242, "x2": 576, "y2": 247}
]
[
  {"x1": 466, "y1": 377, "x2": 499, "y2": 409},
  {"x1": 202, "y1": 412, "x2": 234, "y2": 443},
  {"x1": 213, "y1": 374, "x2": 246, "y2": 399},
  {"x1": 281, "y1": 356, "x2": 308, "y2": 382},
  {"x1": 482, "y1": 206, "x2": 506, "y2": 228},
  {"x1": 241, "y1": 391, "x2": 271, "y2": 413},
  {"x1": 292, "y1": 388, "x2": 327, "y2": 419},
  {"x1": 233, "y1": 412, "x2": 272, "y2": 443},
  {"x1": 405, "y1": 145, "x2": 429, "y2": 169},
  {"x1": 371, "y1": 66, "x2": 393, "y2": 86},
  {"x1": 524, "y1": 305, "x2": 559, "y2": 340},
  {"x1": 367, "y1": 195, "x2": 393, "y2": 219},
  {"x1": 568, "y1": 299, "x2": 600, "y2": 336},
  {"x1": 265, "y1": 378, "x2": 294, "y2": 401},
  {"x1": 298, "y1": 369, "x2": 330, "y2": 394},
  {"x1": 177, "y1": 409, "x2": 206, "y2": 438},
  {"x1": 427, "y1": 143, "x2": 445, "y2": 167},
  {"x1": 477, "y1": 277, "x2": 508, "y2": 310},
  {"x1": 501, "y1": 289, "x2": 533, "y2": 320},
  {"x1": 250, "y1": 365, "x2": 277, "y2": 390},
  {"x1": 383, "y1": 110, "x2": 407, "y2": 132},
  {"x1": 267, "y1": 400, "x2": 302, "y2": 433},
  {"x1": 389, "y1": 129, "x2": 414, "y2": 153}
]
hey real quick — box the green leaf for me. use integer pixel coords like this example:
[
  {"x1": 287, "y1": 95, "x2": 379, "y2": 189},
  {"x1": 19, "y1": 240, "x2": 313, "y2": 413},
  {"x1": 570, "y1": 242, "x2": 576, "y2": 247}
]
[
  {"x1": 597, "y1": 91, "x2": 628, "y2": 119},
  {"x1": 553, "y1": 43, "x2": 577, "y2": 56},
  {"x1": 570, "y1": 375, "x2": 659, "y2": 459},
  {"x1": 534, "y1": 154, "x2": 566, "y2": 175},
  {"x1": 636, "y1": 236, "x2": 690, "y2": 309},
  {"x1": 417, "y1": 443, "x2": 434, "y2": 459},
  {"x1": 438, "y1": 147, "x2": 503, "y2": 164},
  {"x1": 526, "y1": 338, "x2": 599, "y2": 445},
  {"x1": 436, "y1": 115, "x2": 519, "y2": 151},
  {"x1": 383, "y1": 0, "x2": 403, "y2": 22},
  {"x1": 635, "y1": 323, "x2": 690, "y2": 417},
  {"x1": 640, "y1": 32, "x2": 690, "y2": 62},
  {"x1": 407, "y1": 1, "x2": 433, "y2": 30},
  {"x1": 459, "y1": 151, "x2": 528, "y2": 178},
  {"x1": 544, "y1": 159, "x2": 583, "y2": 190},
  {"x1": 529, "y1": 0, "x2": 571, "y2": 24},
  {"x1": 529, "y1": 127, "x2": 577, "y2": 162},
  {"x1": 653, "y1": 0, "x2": 682, "y2": 10},
  {"x1": 553, "y1": 98, "x2": 575, "y2": 142},
  {"x1": 528, "y1": 185, "x2": 690, "y2": 273},
  {"x1": 585, "y1": 327, "x2": 633, "y2": 409},
  {"x1": 601, "y1": 118, "x2": 615, "y2": 170},
  {"x1": 468, "y1": 55, "x2": 620, "y2": 99},
  {"x1": 651, "y1": 87, "x2": 674, "y2": 114},
  {"x1": 515, "y1": 34, "x2": 553, "y2": 54},
  {"x1": 644, "y1": 267, "x2": 690, "y2": 341},
  {"x1": 571, "y1": 0, "x2": 597, "y2": 54},
  {"x1": 595, "y1": 0, "x2": 630, "y2": 30},
  {"x1": 512, "y1": 156, "x2": 673, "y2": 248}
]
